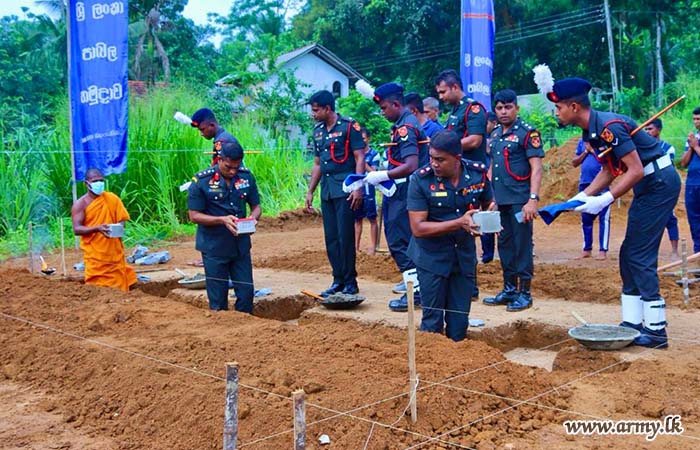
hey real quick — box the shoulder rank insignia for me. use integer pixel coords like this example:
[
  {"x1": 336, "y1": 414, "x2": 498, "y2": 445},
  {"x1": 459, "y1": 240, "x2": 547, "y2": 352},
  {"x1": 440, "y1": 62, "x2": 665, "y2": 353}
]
[
  {"x1": 353, "y1": 121, "x2": 361, "y2": 132},
  {"x1": 398, "y1": 126, "x2": 408, "y2": 138},
  {"x1": 470, "y1": 104, "x2": 481, "y2": 114},
  {"x1": 469, "y1": 162, "x2": 487, "y2": 172},
  {"x1": 238, "y1": 167, "x2": 250, "y2": 173},
  {"x1": 600, "y1": 128, "x2": 614, "y2": 143},
  {"x1": 529, "y1": 131, "x2": 542, "y2": 148},
  {"x1": 196, "y1": 168, "x2": 215, "y2": 178},
  {"x1": 418, "y1": 166, "x2": 433, "y2": 177}
]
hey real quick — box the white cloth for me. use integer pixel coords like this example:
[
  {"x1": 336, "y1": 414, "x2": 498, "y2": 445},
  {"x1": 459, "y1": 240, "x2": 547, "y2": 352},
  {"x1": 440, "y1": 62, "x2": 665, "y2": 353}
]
[
  {"x1": 621, "y1": 294, "x2": 642, "y2": 325},
  {"x1": 364, "y1": 170, "x2": 390, "y2": 186},
  {"x1": 643, "y1": 298, "x2": 667, "y2": 331},
  {"x1": 402, "y1": 268, "x2": 419, "y2": 291},
  {"x1": 574, "y1": 191, "x2": 614, "y2": 215}
]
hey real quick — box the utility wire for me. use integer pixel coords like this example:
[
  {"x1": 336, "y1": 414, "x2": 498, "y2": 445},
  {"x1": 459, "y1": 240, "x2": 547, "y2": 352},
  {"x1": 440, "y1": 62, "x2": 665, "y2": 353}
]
[{"x1": 347, "y1": 5, "x2": 603, "y2": 69}]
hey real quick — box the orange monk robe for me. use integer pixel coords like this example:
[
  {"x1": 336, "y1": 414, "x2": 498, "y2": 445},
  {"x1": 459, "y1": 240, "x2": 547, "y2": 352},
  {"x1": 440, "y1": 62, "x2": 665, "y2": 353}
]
[{"x1": 81, "y1": 192, "x2": 137, "y2": 291}]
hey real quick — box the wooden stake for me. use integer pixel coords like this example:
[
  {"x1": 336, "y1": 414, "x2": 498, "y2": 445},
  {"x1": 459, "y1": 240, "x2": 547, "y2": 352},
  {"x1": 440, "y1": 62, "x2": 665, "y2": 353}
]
[
  {"x1": 28, "y1": 223, "x2": 34, "y2": 274},
  {"x1": 293, "y1": 389, "x2": 306, "y2": 450},
  {"x1": 681, "y1": 239, "x2": 690, "y2": 305},
  {"x1": 406, "y1": 281, "x2": 417, "y2": 423},
  {"x1": 60, "y1": 217, "x2": 67, "y2": 277},
  {"x1": 375, "y1": 195, "x2": 389, "y2": 253},
  {"x1": 223, "y1": 362, "x2": 239, "y2": 450}
]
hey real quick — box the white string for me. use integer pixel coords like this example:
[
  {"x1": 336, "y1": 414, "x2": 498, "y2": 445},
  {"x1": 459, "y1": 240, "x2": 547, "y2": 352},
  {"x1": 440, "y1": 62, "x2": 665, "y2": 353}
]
[
  {"x1": 390, "y1": 375, "x2": 420, "y2": 427},
  {"x1": 402, "y1": 343, "x2": 696, "y2": 450},
  {"x1": 0, "y1": 311, "x2": 471, "y2": 449},
  {"x1": 361, "y1": 422, "x2": 375, "y2": 450}
]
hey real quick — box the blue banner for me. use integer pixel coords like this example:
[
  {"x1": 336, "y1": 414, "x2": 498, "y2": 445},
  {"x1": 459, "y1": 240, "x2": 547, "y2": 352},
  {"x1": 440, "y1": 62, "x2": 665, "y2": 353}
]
[
  {"x1": 69, "y1": 1, "x2": 129, "y2": 181},
  {"x1": 460, "y1": 0, "x2": 495, "y2": 110}
]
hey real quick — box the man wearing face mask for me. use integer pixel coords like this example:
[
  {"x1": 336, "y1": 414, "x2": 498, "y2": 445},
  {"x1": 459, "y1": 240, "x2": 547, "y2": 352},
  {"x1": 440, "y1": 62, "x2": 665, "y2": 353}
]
[{"x1": 71, "y1": 168, "x2": 137, "y2": 291}]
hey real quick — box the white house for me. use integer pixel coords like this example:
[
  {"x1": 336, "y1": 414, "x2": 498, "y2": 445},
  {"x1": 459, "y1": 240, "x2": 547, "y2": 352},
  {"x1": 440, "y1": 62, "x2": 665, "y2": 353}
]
[{"x1": 215, "y1": 43, "x2": 367, "y2": 99}]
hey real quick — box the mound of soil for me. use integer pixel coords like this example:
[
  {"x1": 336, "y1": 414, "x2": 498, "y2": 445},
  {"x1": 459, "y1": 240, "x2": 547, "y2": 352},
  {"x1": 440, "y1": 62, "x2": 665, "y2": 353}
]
[
  {"x1": 540, "y1": 137, "x2": 687, "y2": 217},
  {"x1": 0, "y1": 269, "x2": 572, "y2": 449},
  {"x1": 257, "y1": 208, "x2": 323, "y2": 232},
  {"x1": 552, "y1": 345, "x2": 630, "y2": 373}
]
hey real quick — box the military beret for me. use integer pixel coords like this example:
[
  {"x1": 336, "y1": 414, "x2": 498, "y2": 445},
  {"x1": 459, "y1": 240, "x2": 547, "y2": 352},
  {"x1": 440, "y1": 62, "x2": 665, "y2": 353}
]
[
  {"x1": 373, "y1": 82, "x2": 404, "y2": 104},
  {"x1": 547, "y1": 78, "x2": 592, "y2": 102},
  {"x1": 219, "y1": 140, "x2": 244, "y2": 161},
  {"x1": 190, "y1": 108, "x2": 216, "y2": 127}
]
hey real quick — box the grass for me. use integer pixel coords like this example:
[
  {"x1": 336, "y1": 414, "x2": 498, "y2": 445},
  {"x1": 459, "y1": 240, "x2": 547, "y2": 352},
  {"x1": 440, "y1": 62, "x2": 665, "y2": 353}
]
[
  {"x1": 0, "y1": 84, "x2": 312, "y2": 259},
  {"x1": 2, "y1": 77, "x2": 699, "y2": 259}
]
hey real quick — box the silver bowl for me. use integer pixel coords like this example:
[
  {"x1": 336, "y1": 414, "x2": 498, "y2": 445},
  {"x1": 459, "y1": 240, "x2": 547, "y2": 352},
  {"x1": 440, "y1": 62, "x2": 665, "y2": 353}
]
[
  {"x1": 178, "y1": 273, "x2": 206, "y2": 290},
  {"x1": 568, "y1": 324, "x2": 640, "y2": 350}
]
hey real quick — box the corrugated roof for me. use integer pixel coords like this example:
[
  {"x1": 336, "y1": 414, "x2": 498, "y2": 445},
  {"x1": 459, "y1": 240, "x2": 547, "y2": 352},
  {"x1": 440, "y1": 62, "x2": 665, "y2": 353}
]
[{"x1": 216, "y1": 43, "x2": 367, "y2": 86}]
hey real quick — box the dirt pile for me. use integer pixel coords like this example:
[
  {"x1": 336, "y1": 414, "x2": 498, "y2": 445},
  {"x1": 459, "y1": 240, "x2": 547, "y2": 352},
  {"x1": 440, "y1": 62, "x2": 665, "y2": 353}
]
[
  {"x1": 1, "y1": 269, "x2": 573, "y2": 449},
  {"x1": 257, "y1": 208, "x2": 323, "y2": 232}
]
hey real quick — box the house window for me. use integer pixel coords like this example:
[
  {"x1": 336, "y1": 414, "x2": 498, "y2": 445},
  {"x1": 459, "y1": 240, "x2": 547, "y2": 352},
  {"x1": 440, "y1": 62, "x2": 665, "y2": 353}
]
[{"x1": 332, "y1": 81, "x2": 342, "y2": 98}]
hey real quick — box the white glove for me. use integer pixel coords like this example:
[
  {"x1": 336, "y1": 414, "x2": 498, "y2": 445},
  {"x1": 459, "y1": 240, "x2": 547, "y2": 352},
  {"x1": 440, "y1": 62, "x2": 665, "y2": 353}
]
[
  {"x1": 574, "y1": 191, "x2": 614, "y2": 215},
  {"x1": 364, "y1": 170, "x2": 390, "y2": 186},
  {"x1": 569, "y1": 191, "x2": 589, "y2": 203}
]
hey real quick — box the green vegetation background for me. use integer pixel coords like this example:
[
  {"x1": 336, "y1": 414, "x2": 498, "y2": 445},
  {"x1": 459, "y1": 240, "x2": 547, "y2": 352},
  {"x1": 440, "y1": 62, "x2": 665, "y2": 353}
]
[{"x1": 1, "y1": 0, "x2": 699, "y2": 258}]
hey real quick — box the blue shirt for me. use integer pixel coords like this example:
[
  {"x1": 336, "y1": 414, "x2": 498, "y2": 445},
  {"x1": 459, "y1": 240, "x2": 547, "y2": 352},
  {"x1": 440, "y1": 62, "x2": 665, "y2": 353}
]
[
  {"x1": 684, "y1": 133, "x2": 700, "y2": 186},
  {"x1": 422, "y1": 119, "x2": 443, "y2": 138},
  {"x1": 576, "y1": 139, "x2": 604, "y2": 185}
]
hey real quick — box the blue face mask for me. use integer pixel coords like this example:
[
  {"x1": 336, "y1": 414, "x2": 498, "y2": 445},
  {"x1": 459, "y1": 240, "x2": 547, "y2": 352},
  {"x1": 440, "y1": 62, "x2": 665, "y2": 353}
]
[{"x1": 88, "y1": 180, "x2": 105, "y2": 195}]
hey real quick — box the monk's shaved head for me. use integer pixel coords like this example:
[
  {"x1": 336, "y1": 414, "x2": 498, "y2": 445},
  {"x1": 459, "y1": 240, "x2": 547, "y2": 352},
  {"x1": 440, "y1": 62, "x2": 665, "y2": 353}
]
[{"x1": 85, "y1": 168, "x2": 104, "y2": 181}]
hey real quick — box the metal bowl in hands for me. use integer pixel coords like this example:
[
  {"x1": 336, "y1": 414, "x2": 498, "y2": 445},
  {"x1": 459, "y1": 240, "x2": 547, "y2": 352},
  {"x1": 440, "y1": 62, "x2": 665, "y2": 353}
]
[
  {"x1": 568, "y1": 324, "x2": 640, "y2": 350},
  {"x1": 178, "y1": 272, "x2": 207, "y2": 290}
]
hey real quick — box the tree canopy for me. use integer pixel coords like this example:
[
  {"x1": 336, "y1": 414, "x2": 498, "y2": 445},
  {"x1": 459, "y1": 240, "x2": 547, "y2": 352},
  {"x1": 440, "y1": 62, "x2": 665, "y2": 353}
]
[{"x1": 2, "y1": 0, "x2": 700, "y2": 130}]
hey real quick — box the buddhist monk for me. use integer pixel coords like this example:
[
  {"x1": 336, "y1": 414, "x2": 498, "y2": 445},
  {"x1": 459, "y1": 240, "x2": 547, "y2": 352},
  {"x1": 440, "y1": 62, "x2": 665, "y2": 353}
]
[{"x1": 71, "y1": 168, "x2": 136, "y2": 291}]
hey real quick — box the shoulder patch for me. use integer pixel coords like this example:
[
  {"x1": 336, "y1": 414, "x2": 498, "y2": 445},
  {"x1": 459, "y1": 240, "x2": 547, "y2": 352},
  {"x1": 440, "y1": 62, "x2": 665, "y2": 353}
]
[
  {"x1": 470, "y1": 104, "x2": 481, "y2": 114},
  {"x1": 196, "y1": 168, "x2": 215, "y2": 179},
  {"x1": 353, "y1": 121, "x2": 361, "y2": 132},
  {"x1": 398, "y1": 126, "x2": 408, "y2": 138},
  {"x1": 600, "y1": 128, "x2": 614, "y2": 143},
  {"x1": 529, "y1": 131, "x2": 542, "y2": 148},
  {"x1": 214, "y1": 141, "x2": 223, "y2": 151}
]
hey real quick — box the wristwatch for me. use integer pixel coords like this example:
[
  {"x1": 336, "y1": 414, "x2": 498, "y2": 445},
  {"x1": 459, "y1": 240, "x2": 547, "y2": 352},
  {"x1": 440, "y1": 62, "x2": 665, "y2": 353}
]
[{"x1": 529, "y1": 193, "x2": 540, "y2": 201}]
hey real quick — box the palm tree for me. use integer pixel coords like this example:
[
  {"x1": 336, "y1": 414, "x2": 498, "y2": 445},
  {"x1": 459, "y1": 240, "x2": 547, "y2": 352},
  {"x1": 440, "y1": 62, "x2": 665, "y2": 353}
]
[{"x1": 132, "y1": 1, "x2": 171, "y2": 82}]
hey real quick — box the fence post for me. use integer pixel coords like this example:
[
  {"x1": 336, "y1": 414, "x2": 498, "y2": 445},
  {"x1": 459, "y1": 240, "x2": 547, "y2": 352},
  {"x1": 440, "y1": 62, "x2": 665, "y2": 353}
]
[
  {"x1": 223, "y1": 362, "x2": 239, "y2": 450},
  {"x1": 681, "y1": 239, "x2": 690, "y2": 305},
  {"x1": 407, "y1": 281, "x2": 417, "y2": 423},
  {"x1": 293, "y1": 389, "x2": 306, "y2": 450},
  {"x1": 60, "y1": 217, "x2": 67, "y2": 277},
  {"x1": 28, "y1": 222, "x2": 34, "y2": 274}
]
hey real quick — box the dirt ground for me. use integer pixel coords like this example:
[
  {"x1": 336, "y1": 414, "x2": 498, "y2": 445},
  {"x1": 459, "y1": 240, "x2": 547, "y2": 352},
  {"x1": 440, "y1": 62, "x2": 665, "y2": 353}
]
[{"x1": 2, "y1": 139, "x2": 700, "y2": 449}]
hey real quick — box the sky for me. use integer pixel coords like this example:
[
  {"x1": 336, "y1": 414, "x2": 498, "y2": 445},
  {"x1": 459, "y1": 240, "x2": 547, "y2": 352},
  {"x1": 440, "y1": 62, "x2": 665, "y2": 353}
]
[{"x1": 0, "y1": 1, "x2": 233, "y2": 25}]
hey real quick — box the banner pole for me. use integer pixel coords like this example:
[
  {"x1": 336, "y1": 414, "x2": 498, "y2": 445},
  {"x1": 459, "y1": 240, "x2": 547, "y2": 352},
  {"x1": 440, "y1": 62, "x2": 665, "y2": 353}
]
[{"x1": 66, "y1": 1, "x2": 79, "y2": 249}]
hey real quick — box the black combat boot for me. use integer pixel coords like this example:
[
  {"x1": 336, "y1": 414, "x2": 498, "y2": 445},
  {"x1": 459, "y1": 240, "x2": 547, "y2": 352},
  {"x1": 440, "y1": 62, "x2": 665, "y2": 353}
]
[
  {"x1": 483, "y1": 276, "x2": 518, "y2": 306},
  {"x1": 507, "y1": 278, "x2": 532, "y2": 312}
]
